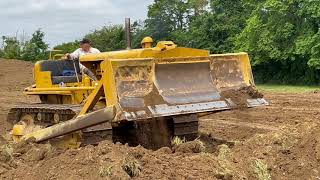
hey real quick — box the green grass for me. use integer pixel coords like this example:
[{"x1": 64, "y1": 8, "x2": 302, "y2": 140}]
[{"x1": 256, "y1": 84, "x2": 320, "y2": 93}]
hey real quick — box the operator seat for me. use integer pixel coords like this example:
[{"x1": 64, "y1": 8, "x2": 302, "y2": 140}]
[{"x1": 38, "y1": 60, "x2": 82, "y2": 84}]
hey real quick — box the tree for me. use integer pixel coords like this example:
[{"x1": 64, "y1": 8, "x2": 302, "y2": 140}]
[
  {"x1": 54, "y1": 25, "x2": 127, "y2": 53},
  {"x1": 236, "y1": 0, "x2": 320, "y2": 84},
  {"x1": 131, "y1": 20, "x2": 150, "y2": 49},
  {"x1": 1, "y1": 36, "x2": 21, "y2": 59},
  {"x1": 189, "y1": 0, "x2": 208, "y2": 16},
  {"x1": 172, "y1": 0, "x2": 252, "y2": 53},
  {"x1": 21, "y1": 29, "x2": 49, "y2": 61},
  {"x1": 54, "y1": 41, "x2": 80, "y2": 54},
  {"x1": 308, "y1": 33, "x2": 320, "y2": 68},
  {"x1": 145, "y1": 0, "x2": 190, "y2": 41},
  {"x1": 85, "y1": 25, "x2": 125, "y2": 51},
  {"x1": 0, "y1": 30, "x2": 48, "y2": 61}
]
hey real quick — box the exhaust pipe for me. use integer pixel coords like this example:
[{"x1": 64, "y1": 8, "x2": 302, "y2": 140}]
[{"x1": 125, "y1": 18, "x2": 132, "y2": 49}]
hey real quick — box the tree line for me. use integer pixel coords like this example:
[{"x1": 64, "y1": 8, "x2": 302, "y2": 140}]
[
  {"x1": 0, "y1": 30, "x2": 48, "y2": 61},
  {"x1": 1, "y1": 0, "x2": 319, "y2": 84}
]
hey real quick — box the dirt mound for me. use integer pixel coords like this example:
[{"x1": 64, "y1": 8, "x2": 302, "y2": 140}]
[
  {"x1": 0, "y1": 139, "x2": 230, "y2": 179},
  {"x1": 228, "y1": 122, "x2": 320, "y2": 179},
  {"x1": 221, "y1": 86, "x2": 263, "y2": 107},
  {"x1": 2, "y1": 122, "x2": 320, "y2": 180},
  {"x1": 0, "y1": 59, "x2": 34, "y2": 88},
  {"x1": 0, "y1": 59, "x2": 39, "y2": 134}
]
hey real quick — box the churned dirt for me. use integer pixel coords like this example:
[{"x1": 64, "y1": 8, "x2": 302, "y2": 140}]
[{"x1": 1, "y1": 59, "x2": 320, "y2": 179}]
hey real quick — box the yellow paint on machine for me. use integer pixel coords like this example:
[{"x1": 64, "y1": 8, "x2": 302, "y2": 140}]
[{"x1": 13, "y1": 39, "x2": 257, "y2": 144}]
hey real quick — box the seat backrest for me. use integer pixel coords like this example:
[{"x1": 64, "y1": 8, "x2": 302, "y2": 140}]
[{"x1": 39, "y1": 60, "x2": 80, "y2": 76}]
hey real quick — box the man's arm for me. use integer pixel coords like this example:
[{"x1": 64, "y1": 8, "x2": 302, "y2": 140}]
[{"x1": 67, "y1": 48, "x2": 81, "y2": 60}]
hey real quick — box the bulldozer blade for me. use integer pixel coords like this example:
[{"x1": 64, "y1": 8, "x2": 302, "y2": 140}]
[
  {"x1": 20, "y1": 106, "x2": 115, "y2": 142},
  {"x1": 110, "y1": 53, "x2": 268, "y2": 121}
]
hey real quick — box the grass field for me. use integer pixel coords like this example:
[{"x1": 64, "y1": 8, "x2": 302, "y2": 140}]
[{"x1": 257, "y1": 84, "x2": 320, "y2": 93}]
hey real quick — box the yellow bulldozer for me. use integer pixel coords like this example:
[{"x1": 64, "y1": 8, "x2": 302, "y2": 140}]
[{"x1": 6, "y1": 25, "x2": 268, "y2": 149}]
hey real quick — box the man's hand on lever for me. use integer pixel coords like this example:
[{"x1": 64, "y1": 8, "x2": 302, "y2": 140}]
[
  {"x1": 65, "y1": 53, "x2": 71, "y2": 60},
  {"x1": 61, "y1": 53, "x2": 70, "y2": 60}
]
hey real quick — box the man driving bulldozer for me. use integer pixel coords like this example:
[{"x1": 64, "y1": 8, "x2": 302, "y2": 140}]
[{"x1": 65, "y1": 39, "x2": 100, "y2": 81}]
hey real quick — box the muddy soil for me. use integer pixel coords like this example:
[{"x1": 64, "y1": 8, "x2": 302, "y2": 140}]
[{"x1": 1, "y1": 59, "x2": 320, "y2": 179}]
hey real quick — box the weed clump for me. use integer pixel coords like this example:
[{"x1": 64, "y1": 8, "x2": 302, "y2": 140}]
[
  {"x1": 0, "y1": 144, "x2": 13, "y2": 163},
  {"x1": 252, "y1": 159, "x2": 271, "y2": 180},
  {"x1": 171, "y1": 136, "x2": 186, "y2": 146},
  {"x1": 99, "y1": 165, "x2": 113, "y2": 177},
  {"x1": 122, "y1": 156, "x2": 142, "y2": 177},
  {"x1": 174, "y1": 139, "x2": 205, "y2": 153}
]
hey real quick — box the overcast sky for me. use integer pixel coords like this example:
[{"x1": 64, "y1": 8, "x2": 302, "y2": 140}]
[{"x1": 0, "y1": 0, "x2": 154, "y2": 47}]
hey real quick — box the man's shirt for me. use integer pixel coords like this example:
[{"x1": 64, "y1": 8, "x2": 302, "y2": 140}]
[
  {"x1": 69, "y1": 47, "x2": 101, "y2": 71},
  {"x1": 70, "y1": 47, "x2": 101, "y2": 60}
]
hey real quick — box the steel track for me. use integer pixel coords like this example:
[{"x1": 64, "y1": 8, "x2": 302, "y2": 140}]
[{"x1": 7, "y1": 103, "x2": 199, "y2": 147}]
